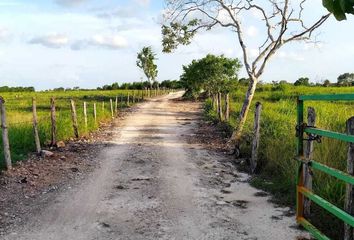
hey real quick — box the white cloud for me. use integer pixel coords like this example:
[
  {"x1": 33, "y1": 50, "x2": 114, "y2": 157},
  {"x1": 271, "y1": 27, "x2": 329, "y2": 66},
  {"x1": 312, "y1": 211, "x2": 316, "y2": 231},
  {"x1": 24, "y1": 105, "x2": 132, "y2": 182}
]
[
  {"x1": 72, "y1": 34, "x2": 128, "y2": 50},
  {"x1": 55, "y1": 0, "x2": 87, "y2": 7},
  {"x1": 277, "y1": 51, "x2": 305, "y2": 61},
  {"x1": 29, "y1": 33, "x2": 69, "y2": 49},
  {"x1": 249, "y1": 48, "x2": 259, "y2": 58},
  {"x1": 96, "y1": 7, "x2": 137, "y2": 19},
  {"x1": 246, "y1": 25, "x2": 259, "y2": 37},
  {"x1": 135, "y1": 0, "x2": 150, "y2": 7},
  {"x1": 0, "y1": 27, "x2": 11, "y2": 41}
]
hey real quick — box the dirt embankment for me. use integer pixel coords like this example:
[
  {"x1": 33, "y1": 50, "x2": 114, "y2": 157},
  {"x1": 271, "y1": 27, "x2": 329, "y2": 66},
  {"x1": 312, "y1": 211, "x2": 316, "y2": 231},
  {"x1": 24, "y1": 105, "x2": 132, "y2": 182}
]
[{"x1": 1, "y1": 92, "x2": 309, "y2": 240}]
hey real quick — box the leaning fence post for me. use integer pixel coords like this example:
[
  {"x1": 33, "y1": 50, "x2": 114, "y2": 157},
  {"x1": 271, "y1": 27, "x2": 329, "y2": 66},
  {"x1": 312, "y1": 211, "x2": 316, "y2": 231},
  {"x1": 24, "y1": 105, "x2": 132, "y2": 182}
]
[
  {"x1": 250, "y1": 102, "x2": 262, "y2": 174},
  {"x1": 70, "y1": 99, "x2": 79, "y2": 138},
  {"x1": 50, "y1": 97, "x2": 57, "y2": 146},
  {"x1": 32, "y1": 98, "x2": 41, "y2": 154},
  {"x1": 83, "y1": 102, "x2": 88, "y2": 129},
  {"x1": 0, "y1": 97, "x2": 11, "y2": 170},
  {"x1": 344, "y1": 116, "x2": 354, "y2": 240},
  {"x1": 110, "y1": 99, "x2": 114, "y2": 118},
  {"x1": 93, "y1": 103, "x2": 97, "y2": 123},
  {"x1": 304, "y1": 107, "x2": 315, "y2": 218}
]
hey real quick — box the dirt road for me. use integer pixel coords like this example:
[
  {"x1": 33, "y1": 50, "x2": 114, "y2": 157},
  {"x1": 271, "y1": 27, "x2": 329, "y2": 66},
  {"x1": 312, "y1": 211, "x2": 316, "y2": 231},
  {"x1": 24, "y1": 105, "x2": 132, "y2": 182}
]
[{"x1": 3, "y1": 92, "x2": 308, "y2": 240}]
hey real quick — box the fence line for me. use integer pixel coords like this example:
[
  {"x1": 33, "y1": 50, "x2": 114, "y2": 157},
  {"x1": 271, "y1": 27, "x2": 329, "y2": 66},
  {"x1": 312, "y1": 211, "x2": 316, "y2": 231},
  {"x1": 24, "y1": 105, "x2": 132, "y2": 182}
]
[{"x1": 0, "y1": 89, "x2": 168, "y2": 169}]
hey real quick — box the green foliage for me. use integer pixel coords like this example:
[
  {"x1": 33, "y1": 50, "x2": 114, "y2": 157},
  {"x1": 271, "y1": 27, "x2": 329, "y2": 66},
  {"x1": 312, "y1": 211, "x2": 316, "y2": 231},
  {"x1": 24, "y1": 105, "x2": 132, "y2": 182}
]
[
  {"x1": 0, "y1": 89, "x2": 154, "y2": 169},
  {"x1": 0, "y1": 86, "x2": 35, "y2": 92},
  {"x1": 323, "y1": 0, "x2": 354, "y2": 20},
  {"x1": 323, "y1": 79, "x2": 331, "y2": 87},
  {"x1": 160, "y1": 79, "x2": 183, "y2": 89},
  {"x1": 337, "y1": 72, "x2": 354, "y2": 86},
  {"x1": 98, "y1": 81, "x2": 152, "y2": 90},
  {"x1": 162, "y1": 19, "x2": 200, "y2": 53},
  {"x1": 294, "y1": 77, "x2": 310, "y2": 86},
  {"x1": 180, "y1": 54, "x2": 242, "y2": 98},
  {"x1": 204, "y1": 84, "x2": 354, "y2": 210},
  {"x1": 136, "y1": 46, "x2": 158, "y2": 85}
]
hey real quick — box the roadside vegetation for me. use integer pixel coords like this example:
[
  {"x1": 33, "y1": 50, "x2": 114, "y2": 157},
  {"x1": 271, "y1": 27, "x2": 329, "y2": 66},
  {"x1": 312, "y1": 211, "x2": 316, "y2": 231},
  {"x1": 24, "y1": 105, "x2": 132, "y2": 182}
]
[
  {"x1": 0, "y1": 89, "x2": 162, "y2": 169},
  {"x1": 204, "y1": 83, "x2": 353, "y2": 239}
]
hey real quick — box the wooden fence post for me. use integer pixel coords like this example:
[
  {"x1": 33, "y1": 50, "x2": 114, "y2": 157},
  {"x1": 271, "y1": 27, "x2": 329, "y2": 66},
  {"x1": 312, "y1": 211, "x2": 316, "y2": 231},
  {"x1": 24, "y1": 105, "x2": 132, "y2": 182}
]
[
  {"x1": 132, "y1": 91, "x2": 135, "y2": 103},
  {"x1": 303, "y1": 107, "x2": 315, "y2": 218},
  {"x1": 102, "y1": 101, "x2": 105, "y2": 111},
  {"x1": 250, "y1": 102, "x2": 262, "y2": 174},
  {"x1": 93, "y1": 103, "x2": 97, "y2": 123},
  {"x1": 224, "y1": 93, "x2": 230, "y2": 121},
  {"x1": 127, "y1": 93, "x2": 130, "y2": 106},
  {"x1": 32, "y1": 98, "x2": 41, "y2": 154},
  {"x1": 110, "y1": 99, "x2": 114, "y2": 118},
  {"x1": 115, "y1": 96, "x2": 118, "y2": 113},
  {"x1": 0, "y1": 97, "x2": 11, "y2": 170},
  {"x1": 70, "y1": 99, "x2": 79, "y2": 138},
  {"x1": 218, "y1": 92, "x2": 223, "y2": 121},
  {"x1": 83, "y1": 102, "x2": 88, "y2": 128},
  {"x1": 344, "y1": 116, "x2": 354, "y2": 240},
  {"x1": 50, "y1": 97, "x2": 57, "y2": 146}
]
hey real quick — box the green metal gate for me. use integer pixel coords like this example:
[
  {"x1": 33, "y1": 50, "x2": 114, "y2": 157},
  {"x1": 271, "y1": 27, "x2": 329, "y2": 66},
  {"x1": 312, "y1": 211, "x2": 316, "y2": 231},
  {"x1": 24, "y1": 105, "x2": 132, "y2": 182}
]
[{"x1": 296, "y1": 94, "x2": 354, "y2": 239}]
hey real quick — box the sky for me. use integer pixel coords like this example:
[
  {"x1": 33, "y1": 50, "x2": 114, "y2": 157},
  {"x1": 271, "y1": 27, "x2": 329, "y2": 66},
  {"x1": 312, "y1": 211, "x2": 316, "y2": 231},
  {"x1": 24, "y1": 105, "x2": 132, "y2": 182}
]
[{"x1": 0, "y1": 0, "x2": 353, "y2": 90}]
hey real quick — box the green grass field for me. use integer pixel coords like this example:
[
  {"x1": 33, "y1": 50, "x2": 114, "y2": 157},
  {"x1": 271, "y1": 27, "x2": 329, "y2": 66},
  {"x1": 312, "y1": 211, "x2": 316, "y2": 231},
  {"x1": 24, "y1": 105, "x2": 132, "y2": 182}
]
[
  {"x1": 0, "y1": 89, "x2": 162, "y2": 169},
  {"x1": 205, "y1": 85, "x2": 354, "y2": 238}
]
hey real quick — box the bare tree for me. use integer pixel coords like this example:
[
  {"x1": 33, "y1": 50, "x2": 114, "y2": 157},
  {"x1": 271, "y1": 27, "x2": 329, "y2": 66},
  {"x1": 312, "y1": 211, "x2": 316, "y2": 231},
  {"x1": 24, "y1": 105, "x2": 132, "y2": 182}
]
[{"x1": 162, "y1": 0, "x2": 331, "y2": 153}]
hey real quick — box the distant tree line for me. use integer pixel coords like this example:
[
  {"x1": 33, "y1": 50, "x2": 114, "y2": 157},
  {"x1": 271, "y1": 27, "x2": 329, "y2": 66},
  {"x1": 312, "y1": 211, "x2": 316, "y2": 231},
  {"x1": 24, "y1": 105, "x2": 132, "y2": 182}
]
[
  {"x1": 237, "y1": 73, "x2": 354, "y2": 88},
  {"x1": 0, "y1": 86, "x2": 35, "y2": 92},
  {"x1": 97, "y1": 80, "x2": 183, "y2": 91}
]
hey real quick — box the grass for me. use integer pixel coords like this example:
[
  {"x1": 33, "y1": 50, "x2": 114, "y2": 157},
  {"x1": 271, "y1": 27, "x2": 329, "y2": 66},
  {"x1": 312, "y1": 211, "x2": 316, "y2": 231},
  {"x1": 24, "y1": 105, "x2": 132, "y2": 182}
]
[
  {"x1": 0, "y1": 89, "x2": 163, "y2": 169},
  {"x1": 204, "y1": 84, "x2": 354, "y2": 238}
]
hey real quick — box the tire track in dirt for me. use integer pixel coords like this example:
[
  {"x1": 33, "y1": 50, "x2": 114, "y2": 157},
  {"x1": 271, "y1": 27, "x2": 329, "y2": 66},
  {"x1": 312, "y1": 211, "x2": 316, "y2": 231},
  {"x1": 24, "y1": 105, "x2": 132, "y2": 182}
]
[{"x1": 3, "y1": 92, "x2": 309, "y2": 240}]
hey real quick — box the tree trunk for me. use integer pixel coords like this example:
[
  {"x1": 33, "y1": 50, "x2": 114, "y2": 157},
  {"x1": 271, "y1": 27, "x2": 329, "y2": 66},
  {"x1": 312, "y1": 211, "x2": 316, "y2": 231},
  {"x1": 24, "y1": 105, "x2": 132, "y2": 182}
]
[
  {"x1": 217, "y1": 92, "x2": 223, "y2": 121},
  {"x1": 215, "y1": 94, "x2": 219, "y2": 113},
  {"x1": 229, "y1": 76, "x2": 258, "y2": 152},
  {"x1": 224, "y1": 93, "x2": 230, "y2": 121},
  {"x1": 212, "y1": 94, "x2": 216, "y2": 110}
]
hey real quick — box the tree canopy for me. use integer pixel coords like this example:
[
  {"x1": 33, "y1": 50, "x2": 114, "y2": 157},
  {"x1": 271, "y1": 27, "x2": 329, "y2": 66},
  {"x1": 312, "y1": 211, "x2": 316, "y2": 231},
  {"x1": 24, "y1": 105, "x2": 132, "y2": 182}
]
[
  {"x1": 294, "y1": 77, "x2": 311, "y2": 86},
  {"x1": 136, "y1": 46, "x2": 158, "y2": 86},
  {"x1": 337, "y1": 72, "x2": 354, "y2": 86},
  {"x1": 323, "y1": 0, "x2": 354, "y2": 20},
  {"x1": 180, "y1": 54, "x2": 242, "y2": 99}
]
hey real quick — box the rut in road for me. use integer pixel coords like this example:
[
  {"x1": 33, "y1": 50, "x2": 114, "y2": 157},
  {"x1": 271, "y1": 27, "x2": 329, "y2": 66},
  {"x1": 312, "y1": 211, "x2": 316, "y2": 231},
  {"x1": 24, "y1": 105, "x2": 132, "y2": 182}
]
[{"x1": 4, "y1": 92, "x2": 308, "y2": 240}]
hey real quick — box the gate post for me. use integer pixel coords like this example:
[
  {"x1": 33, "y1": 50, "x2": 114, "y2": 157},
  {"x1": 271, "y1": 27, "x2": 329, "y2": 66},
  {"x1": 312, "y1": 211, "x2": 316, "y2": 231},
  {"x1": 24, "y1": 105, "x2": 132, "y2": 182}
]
[
  {"x1": 344, "y1": 116, "x2": 354, "y2": 240},
  {"x1": 296, "y1": 97, "x2": 304, "y2": 220},
  {"x1": 304, "y1": 107, "x2": 316, "y2": 217}
]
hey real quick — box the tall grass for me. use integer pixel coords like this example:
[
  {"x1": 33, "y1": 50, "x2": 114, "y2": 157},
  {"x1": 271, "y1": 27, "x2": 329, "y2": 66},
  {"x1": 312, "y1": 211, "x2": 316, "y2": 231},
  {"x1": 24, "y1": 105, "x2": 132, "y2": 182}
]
[
  {"x1": 205, "y1": 85, "x2": 354, "y2": 237},
  {"x1": 0, "y1": 89, "x2": 156, "y2": 169}
]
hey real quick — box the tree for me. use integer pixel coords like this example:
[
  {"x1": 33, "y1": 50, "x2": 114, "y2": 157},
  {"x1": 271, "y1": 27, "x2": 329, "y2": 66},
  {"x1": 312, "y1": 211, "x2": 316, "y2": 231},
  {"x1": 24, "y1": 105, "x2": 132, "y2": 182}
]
[
  {"x1": 294, "y1": 77, "x2": 310, "y2": 86},
  {"x1": 162, "y1": 0, "x2": 330, "y2": 152},
  {"x1": 180, "y1": 54, "x2": 241, "y2": 120},
  {"x1": 136, "y1": 46, "x2": 158, "y2": 88},
  {"x1": 337, "y1": 72, "x2": 354, "y2": 86},
  {"x1": 322, "y1": 79, "x2": 331, "y2": 87},
  {"x1": 323, "y1": 0, "x2": 354, "y2": 20},
  {"x1": 180, "y1": 54, "x2": 241, "y2": 97}
]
